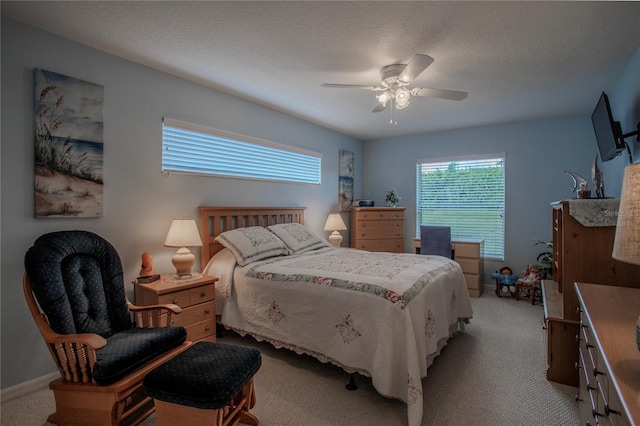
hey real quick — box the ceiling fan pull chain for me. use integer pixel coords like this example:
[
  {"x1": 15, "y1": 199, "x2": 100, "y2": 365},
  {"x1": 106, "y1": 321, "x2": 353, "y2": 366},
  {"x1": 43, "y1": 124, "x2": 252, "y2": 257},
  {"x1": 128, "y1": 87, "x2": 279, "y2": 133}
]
[{"x1": 390, "y1": 99, "x2": 398, "y2": 127}]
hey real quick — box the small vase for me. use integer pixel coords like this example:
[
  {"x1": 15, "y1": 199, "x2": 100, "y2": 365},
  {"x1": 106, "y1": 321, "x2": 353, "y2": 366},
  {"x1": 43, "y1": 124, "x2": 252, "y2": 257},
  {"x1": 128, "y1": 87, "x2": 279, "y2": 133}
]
[{"x1": 387, "y1": 201, "x2": 397, "y2": 208}]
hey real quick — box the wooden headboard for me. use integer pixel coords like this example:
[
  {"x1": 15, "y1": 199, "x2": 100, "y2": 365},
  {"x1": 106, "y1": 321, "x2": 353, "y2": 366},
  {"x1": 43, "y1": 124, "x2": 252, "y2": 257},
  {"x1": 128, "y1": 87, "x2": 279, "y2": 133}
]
[{"x1": 198, "y1": 206, "x2": 306, "y2": 267}]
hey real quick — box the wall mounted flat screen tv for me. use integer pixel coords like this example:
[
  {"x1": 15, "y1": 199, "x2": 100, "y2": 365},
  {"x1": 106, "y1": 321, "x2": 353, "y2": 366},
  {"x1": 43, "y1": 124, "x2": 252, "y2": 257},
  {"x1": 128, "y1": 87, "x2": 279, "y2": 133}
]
[{"x1": 591, "y1": 92, "x2": 625, "y2": 162}]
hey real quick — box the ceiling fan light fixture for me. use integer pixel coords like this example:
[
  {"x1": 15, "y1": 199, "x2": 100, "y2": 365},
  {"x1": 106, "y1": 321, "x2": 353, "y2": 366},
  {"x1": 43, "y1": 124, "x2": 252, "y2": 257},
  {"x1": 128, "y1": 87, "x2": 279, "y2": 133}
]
[
  {"x1": 376, "y1": 91, "x2": 392, "y2": 107},
  {"x1": 395, "y1": 87, "x2": 411, "y2": 109}
]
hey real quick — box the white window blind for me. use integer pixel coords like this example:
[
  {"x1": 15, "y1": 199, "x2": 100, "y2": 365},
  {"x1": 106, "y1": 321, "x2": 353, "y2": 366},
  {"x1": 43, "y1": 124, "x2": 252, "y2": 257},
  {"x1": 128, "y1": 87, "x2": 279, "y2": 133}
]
[
  {"x1": 416, "y1": 153, "x2": 506, "y2": 260},
  {"x1": 162, "y1": 118, "x2": 321, "y2": 184}
]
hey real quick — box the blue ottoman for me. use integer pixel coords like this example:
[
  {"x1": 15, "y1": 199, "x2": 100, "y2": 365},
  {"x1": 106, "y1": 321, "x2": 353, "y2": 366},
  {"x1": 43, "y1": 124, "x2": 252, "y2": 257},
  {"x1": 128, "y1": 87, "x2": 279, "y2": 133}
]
[{"x1": 144, "y1": 341, "x2": 262, "y2": 426}]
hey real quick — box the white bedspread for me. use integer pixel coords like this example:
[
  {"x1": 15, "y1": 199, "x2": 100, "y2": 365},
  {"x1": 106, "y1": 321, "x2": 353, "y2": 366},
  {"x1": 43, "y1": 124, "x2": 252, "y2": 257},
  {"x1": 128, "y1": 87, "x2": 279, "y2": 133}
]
[{"x1": 204, "y1": 247, "x2": 473, "y2": 426}]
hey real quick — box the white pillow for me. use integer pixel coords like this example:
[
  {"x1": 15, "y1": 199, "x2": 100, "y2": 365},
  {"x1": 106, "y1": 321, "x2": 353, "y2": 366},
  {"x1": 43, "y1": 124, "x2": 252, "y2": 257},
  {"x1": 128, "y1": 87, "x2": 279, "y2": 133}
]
[
  {"x1": 267, "y1": 223, "x2": 331, "y2": 254},
  {"x1": 215, "y1": 226, "x2": 289, "y2": 266}
]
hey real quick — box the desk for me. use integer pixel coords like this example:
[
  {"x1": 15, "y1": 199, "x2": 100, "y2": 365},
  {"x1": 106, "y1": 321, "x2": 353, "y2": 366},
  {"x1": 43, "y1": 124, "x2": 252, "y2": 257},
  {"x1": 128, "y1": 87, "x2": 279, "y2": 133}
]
[{"x1": 413, "y1": 238, "x2": 484, "y2": 297}]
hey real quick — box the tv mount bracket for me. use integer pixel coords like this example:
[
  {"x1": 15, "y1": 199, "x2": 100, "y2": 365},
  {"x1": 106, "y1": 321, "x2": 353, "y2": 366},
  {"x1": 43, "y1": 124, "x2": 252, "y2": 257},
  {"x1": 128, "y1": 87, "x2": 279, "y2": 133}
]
[
  {"x1": 621, "y1": 121, "x2": 640, "y2": 142},
  {"x1": 619, "y1": 121, "x2": 640, "y2": 163}
]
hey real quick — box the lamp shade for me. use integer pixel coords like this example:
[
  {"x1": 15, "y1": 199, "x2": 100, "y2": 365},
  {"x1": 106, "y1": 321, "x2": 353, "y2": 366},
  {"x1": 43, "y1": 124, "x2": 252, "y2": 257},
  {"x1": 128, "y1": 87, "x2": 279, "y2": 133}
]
[
  {"x1": 164, "y1": 219, "x2": 203, "y2": 248},
  {"x1": 612, "y1": 162, "x2": 640, "y2": 265},
  {"x1": 324, "y1": 214, "x2": 347, "y2": 232}
]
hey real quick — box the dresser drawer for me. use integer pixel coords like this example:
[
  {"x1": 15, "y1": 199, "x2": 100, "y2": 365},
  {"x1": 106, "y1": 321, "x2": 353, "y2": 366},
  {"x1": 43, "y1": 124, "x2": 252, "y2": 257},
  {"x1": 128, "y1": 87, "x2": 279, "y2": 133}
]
[
  {"x1": 354, "y1": 239, "x2": 404, "y2": 252},
  {"x1": 452, "y1": 242, "x2": 479, "y2": 258},
  {"x1": 355, "y1": 210, "x2": 391, "y2": 220},
  {"x1": 464, "y1": 274, "x2": 481, "y2": 290},
  {"x1": 189, "y1": 284, "x2": 215, "y2": 305},
  {"x1": 171, "y1": 301, "x2": 215, "y2": 327},
  {"x1": 457, "y1": 258, "x2": 480, "y2": 274},
  {"x1": 185, "y1": 318, "x2": 216, "y2": 341},
  {"x1": 355, "y1": 219, "x2": 403, "y2": 231},
  {"x1": 354, "y1": 226, "x2": 404, "y2": 240},
  {"x1": 158, "y1": 288, "x2": 191, "y2": 307}
]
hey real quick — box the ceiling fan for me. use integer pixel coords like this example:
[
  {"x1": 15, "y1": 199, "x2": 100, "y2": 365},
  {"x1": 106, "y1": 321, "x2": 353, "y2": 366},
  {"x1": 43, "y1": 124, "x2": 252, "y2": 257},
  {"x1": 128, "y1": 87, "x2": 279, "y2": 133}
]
[{"x1": 321, "y1": 54, "x2": 467, "y2": 114}]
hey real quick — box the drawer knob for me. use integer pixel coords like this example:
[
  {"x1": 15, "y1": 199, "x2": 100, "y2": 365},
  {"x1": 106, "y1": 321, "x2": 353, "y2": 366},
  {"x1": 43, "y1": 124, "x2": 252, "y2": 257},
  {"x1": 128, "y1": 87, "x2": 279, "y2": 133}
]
[
  {"x1": 201, "y1": 292, "x2": 206, "y2": 297},
  {"x1": 205, "y1": 309, "x2": 211, "y2": 314},
  {"x1": 205, "y1": 325, "x2": 211, "y2": 331},
  {"x1": 575, "y1": 334, "x2": 581, "y2": 343},
  {"x1": 574, "y1": 394, "x2": 583, "y2": 402},
  {"x1": 575, "y1": 362, "x2": 581, "y2": 370},
  {"x1": 593, "y1": 367, "x2": 604, "y2": 377},
  {"x1": 173, "y1": 299, "x2": 179, "y2": 305},
  {"x1": 604, "y1": 405, "x2": 620, "y2": 416}
]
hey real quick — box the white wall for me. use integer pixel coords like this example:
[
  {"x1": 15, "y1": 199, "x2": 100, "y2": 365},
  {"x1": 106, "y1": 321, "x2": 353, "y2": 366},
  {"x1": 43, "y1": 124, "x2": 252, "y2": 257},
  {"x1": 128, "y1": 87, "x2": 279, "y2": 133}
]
[{"x1": 1, "y1": 18, "x2": 362, "y2": 389}]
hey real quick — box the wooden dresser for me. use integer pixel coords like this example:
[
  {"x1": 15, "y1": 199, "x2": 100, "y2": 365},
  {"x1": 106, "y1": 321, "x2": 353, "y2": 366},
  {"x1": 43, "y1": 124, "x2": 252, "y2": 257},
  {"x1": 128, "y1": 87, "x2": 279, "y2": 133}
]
[
  {"x1": 413, "y1": 238, "x2": 484, "y2": 297},
  {"x1": 575, "y1": 283, "x2": 640, "y2": 426},
  {"x1": 542, "y1": 200, "x2": 640, "y2": 386},
  {"x1": 350, "y1": 207, "x2": 405, "y2": 252},
  {"x1": 135, "y1": 274, "x2": 217, "y2": 342}
]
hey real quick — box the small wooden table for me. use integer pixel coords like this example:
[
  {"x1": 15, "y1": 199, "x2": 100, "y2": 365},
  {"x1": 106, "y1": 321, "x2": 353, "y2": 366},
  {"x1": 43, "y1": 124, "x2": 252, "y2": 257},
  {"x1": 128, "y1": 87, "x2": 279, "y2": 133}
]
[{"x1": 135, "y1": 274, "x2": 218, "y2": 342}]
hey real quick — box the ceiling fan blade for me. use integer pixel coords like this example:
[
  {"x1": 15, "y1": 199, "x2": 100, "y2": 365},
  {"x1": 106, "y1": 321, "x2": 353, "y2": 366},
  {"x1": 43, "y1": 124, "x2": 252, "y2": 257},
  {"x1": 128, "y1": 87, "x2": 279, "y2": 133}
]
[
  {"x1": 398, "y1": 54, "x2": 434, "y2": 83},
  {"x1": 372, "y1": 102, "x2": 388, "y2": 113},
  {"x1": 411, "y1": 87, "x2": 468, "y2": 101},
  {"x1": 321, "y1": 83, "x2": 383, "y2": 91}
]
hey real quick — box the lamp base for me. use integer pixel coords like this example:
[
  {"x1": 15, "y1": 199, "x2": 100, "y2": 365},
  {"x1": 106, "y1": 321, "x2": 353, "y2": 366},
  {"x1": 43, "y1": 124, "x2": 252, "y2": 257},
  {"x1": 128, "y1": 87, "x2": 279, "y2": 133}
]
[
  {"x1": 328, "y1": 231, "x2": 343, "y2": 248},
  {"x1": 172, "y1": 247, "x2": 196, "y2": 277}
]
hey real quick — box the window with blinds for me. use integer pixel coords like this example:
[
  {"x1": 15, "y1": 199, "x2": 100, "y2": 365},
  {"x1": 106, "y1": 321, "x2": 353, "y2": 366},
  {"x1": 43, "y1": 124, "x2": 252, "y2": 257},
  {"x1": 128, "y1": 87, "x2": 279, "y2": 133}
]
[
  {"x1": 162, "y1": 118, "x2": 322, "y2": 184},
  {"x1": 416, "y1": 153, "x2": 505, "y2": 259}
]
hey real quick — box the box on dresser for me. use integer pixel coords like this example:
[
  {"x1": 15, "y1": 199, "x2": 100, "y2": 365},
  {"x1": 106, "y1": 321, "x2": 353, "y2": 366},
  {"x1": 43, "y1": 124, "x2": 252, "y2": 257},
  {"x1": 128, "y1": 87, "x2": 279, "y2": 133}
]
[{"x1": 575, "y1": 282, "x2": 640, "y2": 426}]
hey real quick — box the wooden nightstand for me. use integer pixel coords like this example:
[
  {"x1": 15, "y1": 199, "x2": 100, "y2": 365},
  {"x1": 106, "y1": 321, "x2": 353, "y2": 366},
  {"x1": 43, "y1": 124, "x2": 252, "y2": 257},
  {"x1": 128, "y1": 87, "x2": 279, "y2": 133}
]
[{"x1": 135, "y1": 274, "x2": 218, "y2": 342}]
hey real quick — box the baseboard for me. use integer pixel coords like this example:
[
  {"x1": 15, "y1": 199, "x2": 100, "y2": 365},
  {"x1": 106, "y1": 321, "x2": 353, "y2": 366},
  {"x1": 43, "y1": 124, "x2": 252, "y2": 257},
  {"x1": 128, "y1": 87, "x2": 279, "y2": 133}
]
[{"x1": 1, "y1": 372, "x2": 58, "y2": 403}]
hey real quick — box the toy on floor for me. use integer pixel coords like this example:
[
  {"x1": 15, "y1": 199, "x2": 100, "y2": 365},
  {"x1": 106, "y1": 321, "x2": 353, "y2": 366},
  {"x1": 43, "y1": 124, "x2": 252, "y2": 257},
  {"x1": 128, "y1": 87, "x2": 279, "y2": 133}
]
[
  {"x1": 491, "y1": 266, "x2": 519, "y2": 298},
  {"x1": 515, "y1": 264, "x2": 543, "y2": 305}
]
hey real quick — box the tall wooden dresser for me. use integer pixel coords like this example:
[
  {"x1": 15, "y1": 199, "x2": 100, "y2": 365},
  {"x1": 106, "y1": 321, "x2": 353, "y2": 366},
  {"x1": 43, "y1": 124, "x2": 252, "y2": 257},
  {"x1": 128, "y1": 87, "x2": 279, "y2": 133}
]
[
  {"x1": 541, "y1": 200, "x2": 640, "y2": 386},
  {"x1": 575, "y1": 283, "x2": 640, "y2": 426},
  {"x1": 350, "y1": 207, "x2": 405, "y2": 252}
]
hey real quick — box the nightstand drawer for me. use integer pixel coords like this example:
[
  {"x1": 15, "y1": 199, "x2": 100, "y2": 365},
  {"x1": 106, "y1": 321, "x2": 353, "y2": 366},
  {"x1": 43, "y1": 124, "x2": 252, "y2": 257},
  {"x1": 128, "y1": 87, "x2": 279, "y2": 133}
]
[
  {"x1": 457, "y1": 258, "x2": 480, "y2": 274},
  {"x1": 189, "y1": 285, "x2": 215, "y2": 305},
  {"x1": 158, "y1": 289, "x2": 191, "y2": 307},
  {"x1": 186, "y1": 318, "x2": 216, "y2": 341},
  {"x1": 171, "y1": 301, "x2": 215, "y2": 326},
  {"x1": 464, "y1": 274, "x2": 481, "y2": 290},
  {"x1": 452, "y1": 243, "x2": 479, "y2": 258}
]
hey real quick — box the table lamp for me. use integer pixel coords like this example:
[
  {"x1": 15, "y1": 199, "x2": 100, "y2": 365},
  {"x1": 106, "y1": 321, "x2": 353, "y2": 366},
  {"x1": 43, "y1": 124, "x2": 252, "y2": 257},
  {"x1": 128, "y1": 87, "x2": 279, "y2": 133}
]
[
  {"x1": 611, "y1": 162, "x2": 640, "y2": 353},
  {"x1": 164, "y1": 218, "x2": 203, "y2": 278},
  {"x1": 324, "y1": 213, "x2": 347, "y2": 247}
]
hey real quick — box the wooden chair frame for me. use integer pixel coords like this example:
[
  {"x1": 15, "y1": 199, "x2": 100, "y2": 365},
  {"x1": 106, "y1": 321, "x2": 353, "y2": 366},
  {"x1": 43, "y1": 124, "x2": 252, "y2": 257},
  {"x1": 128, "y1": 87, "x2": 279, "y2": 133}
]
[
  {"x1": 24, "y1": 275, "x2": 191, "y2": 426},
  {"x1": 153, "y1": 379, "x2": 258, "y2": 426}
]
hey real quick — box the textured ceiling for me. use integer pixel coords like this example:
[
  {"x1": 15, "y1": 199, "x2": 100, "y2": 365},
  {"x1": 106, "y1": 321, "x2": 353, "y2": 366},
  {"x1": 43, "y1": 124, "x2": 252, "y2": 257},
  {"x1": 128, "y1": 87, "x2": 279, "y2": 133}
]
[{"x1": 3, "y1": 1, "x2": 639, "y2": 140}]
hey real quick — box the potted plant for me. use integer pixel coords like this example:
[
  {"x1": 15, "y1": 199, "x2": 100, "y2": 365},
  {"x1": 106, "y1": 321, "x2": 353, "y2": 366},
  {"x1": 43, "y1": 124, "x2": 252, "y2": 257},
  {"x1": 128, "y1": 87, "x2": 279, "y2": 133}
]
[
  {"x1": 534, "y1": 239, "x2": 553, "y2": 278},
  {"x1": 385, "y1": 189, "x2": 400, "y2": 207}
]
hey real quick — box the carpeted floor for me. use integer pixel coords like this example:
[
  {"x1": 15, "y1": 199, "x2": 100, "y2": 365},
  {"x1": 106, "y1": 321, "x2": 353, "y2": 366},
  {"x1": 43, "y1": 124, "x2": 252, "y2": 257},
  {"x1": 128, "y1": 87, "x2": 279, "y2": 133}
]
[{"x1": 1, "y1": 292, "x2": 579, "y2": 425}]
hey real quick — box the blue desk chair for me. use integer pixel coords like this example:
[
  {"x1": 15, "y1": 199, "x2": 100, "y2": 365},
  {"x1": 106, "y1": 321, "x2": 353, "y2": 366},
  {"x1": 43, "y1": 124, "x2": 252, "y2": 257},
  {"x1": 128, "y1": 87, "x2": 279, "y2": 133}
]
[{"x1": 420, "y1": 225, "x2": 452, "y2": 258}]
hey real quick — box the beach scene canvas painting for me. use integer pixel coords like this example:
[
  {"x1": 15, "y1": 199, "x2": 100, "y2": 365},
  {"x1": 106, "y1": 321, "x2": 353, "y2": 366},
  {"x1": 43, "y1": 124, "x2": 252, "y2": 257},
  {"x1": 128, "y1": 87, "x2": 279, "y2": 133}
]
[{"x1": 34, "y1": 68, "x2": 104, "y2": 218}]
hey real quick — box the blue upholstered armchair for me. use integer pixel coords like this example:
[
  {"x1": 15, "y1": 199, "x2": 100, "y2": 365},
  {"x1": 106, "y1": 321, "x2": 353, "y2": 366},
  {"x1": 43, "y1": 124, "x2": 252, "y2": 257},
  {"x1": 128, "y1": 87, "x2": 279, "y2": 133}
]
[{"x1": 23, "y1": 230, "x2": 190, "y2": 425}]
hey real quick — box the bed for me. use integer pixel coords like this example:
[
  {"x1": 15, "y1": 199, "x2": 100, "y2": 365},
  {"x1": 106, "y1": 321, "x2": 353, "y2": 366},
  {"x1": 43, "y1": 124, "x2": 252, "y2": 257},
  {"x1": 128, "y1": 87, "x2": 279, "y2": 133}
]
[{"x1": 198, "y1": 206, "x2": 473, "y2": 426}]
